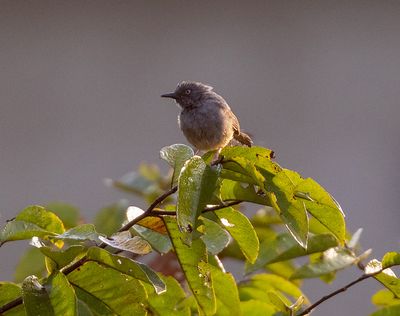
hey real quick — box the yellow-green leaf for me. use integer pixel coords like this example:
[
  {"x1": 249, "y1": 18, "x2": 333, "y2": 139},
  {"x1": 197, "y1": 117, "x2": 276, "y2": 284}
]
[
  {"x1": 164, "y1": 216, "x2": 216, "y2": 315},
  {"x1": 215, "y1": 207, "x2": 259, "y2": 264},
  {"x1": 295, "y1": 178, "x2": 346, "y2": 243},
  {"x1": 160, "y1": 144, "x2": 194, "y2": 186},
  {"x1": 67, "y1": 261, "x2": 147, "y2": 315},
  {"x1": 246, "y1": 233, "x2": 338, "y2": 273},
  {"x1": 177, "y1": 156, "x2": 218, "y2": 242}
]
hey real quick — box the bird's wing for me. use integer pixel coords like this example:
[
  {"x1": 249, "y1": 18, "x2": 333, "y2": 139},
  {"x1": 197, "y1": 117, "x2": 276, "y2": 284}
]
[
  {"x1": 228, "y1": 107, "x2": 253, "y2": 147},
  {"x1": 229, "y1": 110, "x2": 241, "y2": 135}
]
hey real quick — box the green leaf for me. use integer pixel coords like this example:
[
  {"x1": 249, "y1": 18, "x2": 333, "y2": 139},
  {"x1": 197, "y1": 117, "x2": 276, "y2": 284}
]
[
  {"x1": 55, "y1": 224, "x2": 101, "y2": 243},
  {"x1": 85, "y1": 247, "x2": 165, "y2": 294},
  {"x1": 214, "y1": 207, "x2": 259, "y2": 264},
  {"x1": 372, "y1": 289, "x2": 400, "y2": 307},
  {"x1": 366, "y1": 256, "x2": 400, "y2": 298},
  {"x1": 247, "y1": 274, "x2": 305, "y2": 303},
  {"x1": 0, "y1": 282, "x2": 24, "y2": 316},
  {"x1": 14, "y1": 248, "x2": 46, "y2": 283},
  {"x1": 382, "y1": 252, "x2": 400, "y2": 269},
  {"x1": 295, "y1": 178, "x2": 346, "y2": 243},
  {"x1": 226, "y1": 157, "x2": 266, "y2": 188},
  {"x1": 22, "y1": 276, "x2": 54, "y2": 316},
  {"x1": 17, "y1": 206, "x2": 65, "y2": 234},
  {"x1": 160, "y1": 144, "x2": 194, "y2": 186},
  {"x1": 177, "y1": 156, "x2": 218, "y2": 241},
  {"x1": 240, "y1": 300, "x2": 275, "y2": 316},
  {"x1": 148, "y1": 276, "x2": 190, "y2": 316},
  {"x1": 45, "y1": 272, "x2": 77, "y2": 316},
  {"x1": 221, "y1": 146, "x2": 281, "y2": 179},
  {"x1": 251, "y1": 208, "x2": 282, "y2": 227},
  {"x1": 225, "y1": 157, "x2": 309, "y2": 249},
  {"x1": 270, "y1": 170, "x2": 309, "y2": 248},
  {"x1": 106, "y1": 164, "x2": 160, "y2": 197},
  {"x1": 0, "y1": 282, "x2": 22, "y2": 306},
  {"x1": 219, "y1": 169, "x2": 258, "y2": 185},
  {"x1": 267, "y1": 291, "x2": 291, "y2": 311},
  {"x1": 94, "y1": 201, "x2": 128, "y2": 236},
  {"x1": 246, "y1": 233, "x2": 338, "y2": 273},
  {"x1": 22, "y1": 272, "x2": 76, "y2": 316},
  {"x1": 67, "y1": 261, "x2": 147, "y2": 315},
  {"x1": 39, "y1": 245, "x2": 87, "y2": 270},
  {"x1": 45, "y1": 202, "x2": 80, "y2": 229},
  {"x1": 291, "y1": 248, "x2": 357, "y2": 279},
  {"x1": 219, "y1": 179, "x2": 269, "y2": 205},
  {"x1": 239, "y1": 274, "x2": 306, "y2": 314},
  {"x1": 132, "y1": 225, "x2": 172, "y2": 254},
  {"x1": 164, "y1": 216, "x2": 216, "y2": 315},
  {"x1": 73, "y1": 286, "x2": 114, "y2": 316},
  {"x1": 221, "y1": 146, "x2": 275, "y2": 163},
  {"x1": 76, "y1": 299, "x2": 94, "y2": 316},
  {"x1": 1, "y1": 206, "x2": 65, "y2": 244},
  {"x1": 265, "y1": 261, "x2": 298, "y2": 282},
  {"x1": 209, "y1": 264, "x2": 241, "y2": 316},
  {"x1": 0, "y1": 221, "x2": 57, "y2": 245},
  {"x1": 370, "y1": 304, "x2": 400, "y2": 316},
  {"x1": 198, "y1": 217, "x2": 230, "y2": 255},
  {"x1": 373, "y1": 272, "x2": 400, "y2": 298}
]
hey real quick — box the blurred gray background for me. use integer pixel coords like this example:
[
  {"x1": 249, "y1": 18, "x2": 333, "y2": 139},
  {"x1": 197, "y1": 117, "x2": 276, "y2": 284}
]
[{"x1": 1, "y1": 1, "x2": 399, "y2": 315}]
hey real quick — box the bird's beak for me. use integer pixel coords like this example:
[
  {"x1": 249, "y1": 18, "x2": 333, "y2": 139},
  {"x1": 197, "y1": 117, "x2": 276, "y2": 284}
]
[{"x1": 161, "y1": 92, "x2": 178, "y2": 100}]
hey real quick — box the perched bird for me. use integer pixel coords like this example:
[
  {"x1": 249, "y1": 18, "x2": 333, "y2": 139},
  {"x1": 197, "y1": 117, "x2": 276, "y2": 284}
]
[{"x1": 161, "y1": 81, "x2": 253, "y2": 154}]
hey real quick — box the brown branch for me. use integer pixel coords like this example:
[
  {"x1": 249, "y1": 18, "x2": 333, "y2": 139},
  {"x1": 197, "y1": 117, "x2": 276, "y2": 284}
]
[
  {"x1": 297, "y1": 272, "x2": 377, "y2": 315},
  {"x1": 149, "y1": 210, "x2": 176, "y2": 216},
  {"x1": 0, "y1": 297, "x2": 22, "y2": 315},
  {"x1": 148, "y1": 200, "x2": 243, "y2": 217},
  {"x1": 202, "y1": 200, "x2": 242, "y2": 213},
  {"x1": 61, "y1": 257, "x2": 88, "y2": 275},
  {"x1": 117, "y1": 185, "x2": 177, "y2": 232}
]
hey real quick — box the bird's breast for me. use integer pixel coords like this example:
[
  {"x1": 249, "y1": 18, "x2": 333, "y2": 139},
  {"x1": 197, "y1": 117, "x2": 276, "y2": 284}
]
[{"x1": 178, "y1": 105, "x2": 234, "y2": 150}]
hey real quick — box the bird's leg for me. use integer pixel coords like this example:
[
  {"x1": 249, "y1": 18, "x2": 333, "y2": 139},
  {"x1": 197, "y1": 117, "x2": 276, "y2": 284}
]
[{"x1": 211, "y1": 148, "x2": 224, "y2": 165}]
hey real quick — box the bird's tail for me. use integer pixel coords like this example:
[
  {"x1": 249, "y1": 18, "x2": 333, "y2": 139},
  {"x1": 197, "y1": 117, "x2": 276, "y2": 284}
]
[{"x1": 234, "y1": 131, "x2": 253, "y2": 147}]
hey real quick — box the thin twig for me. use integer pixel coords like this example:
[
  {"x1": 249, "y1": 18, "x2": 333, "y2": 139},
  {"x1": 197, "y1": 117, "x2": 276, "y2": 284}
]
[
  {"x1": 61, "y1": 257, "x2": 88, "y2": 275},
  {"x1": 297, "y1": 272, "x2": 377, "y2": 315},
  {"x1": 98, "y1": 185, "x2": 178, "y2": 249},
  {"x1": 149, "y1": 210, "x2": 176, "y2": 216},
  {"x1": 117, "y1": 185, "x2": 178, "y2": 232},
  {"x1": 0, "y1": 297, "x2": 23, "y2": 314},
  {"x1": 148, "y1": 200, "x2": 243, "y2": 217},
  {"x1": 202, "y1": 200, "x2": 242, "y2": 213}
]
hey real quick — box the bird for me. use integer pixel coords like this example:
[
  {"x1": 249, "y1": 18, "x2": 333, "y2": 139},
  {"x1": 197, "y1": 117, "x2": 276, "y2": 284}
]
[{"x1": 161, "y1": 81, "x2": 253, "y2": 155}]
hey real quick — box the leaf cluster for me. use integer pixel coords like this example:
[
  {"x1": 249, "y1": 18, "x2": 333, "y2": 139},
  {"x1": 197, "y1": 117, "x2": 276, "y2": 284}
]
[{"x1": 0, "y1": 144, "x2": 398, "y2": 315}]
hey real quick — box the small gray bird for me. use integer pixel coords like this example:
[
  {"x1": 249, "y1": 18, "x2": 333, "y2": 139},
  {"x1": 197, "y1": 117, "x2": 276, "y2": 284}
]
[{"x1": 161, "y1": 81, "x2": 253, "y2": 153}]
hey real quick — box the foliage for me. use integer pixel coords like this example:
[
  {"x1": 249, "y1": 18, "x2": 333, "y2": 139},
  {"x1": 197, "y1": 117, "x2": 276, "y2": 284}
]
[{"x1": 0, "y1": 144, "x2": 398, "y2": 315}]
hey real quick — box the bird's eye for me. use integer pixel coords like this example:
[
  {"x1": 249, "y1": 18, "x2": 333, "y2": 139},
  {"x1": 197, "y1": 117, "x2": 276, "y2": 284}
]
[{"x1": 185, "y1": 89, "x2": 191, "y2": 95}]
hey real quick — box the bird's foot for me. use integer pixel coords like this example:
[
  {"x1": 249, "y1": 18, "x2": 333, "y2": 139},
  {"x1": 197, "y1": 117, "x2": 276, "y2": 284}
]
[{"x1": 211, "y1": 148, "x2": 224, "y2": 166}]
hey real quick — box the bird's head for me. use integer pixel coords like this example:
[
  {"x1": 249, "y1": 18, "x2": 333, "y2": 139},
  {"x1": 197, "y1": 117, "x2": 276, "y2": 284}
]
[{"x1": 161, "y1": 81, "x2": 213, "y2": 108}]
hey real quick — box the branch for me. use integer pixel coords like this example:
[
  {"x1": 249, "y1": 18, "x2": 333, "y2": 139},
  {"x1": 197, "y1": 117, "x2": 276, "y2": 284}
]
[
  {"x1": 297, "y1": 272, "x2": 378, "y2": 315},
  {"x1": 148, "y1": 200, "x2": 243, "y2": 217},
  {"x1": 117, "y1": 185, "x2": 178, "y2": 232},
  {"x1": 202, "y1": 200, "x2": 242, "y2": 213},
  {"x1": 0, "y1": 297, "x2": 22, "y2": 314}
]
